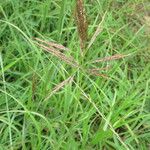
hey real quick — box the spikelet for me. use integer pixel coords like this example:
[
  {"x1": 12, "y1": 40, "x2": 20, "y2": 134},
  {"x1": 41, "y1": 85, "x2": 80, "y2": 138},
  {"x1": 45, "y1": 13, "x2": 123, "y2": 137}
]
[{"x1": 44, "y1": 76, "x2": 74, "y2": 101}]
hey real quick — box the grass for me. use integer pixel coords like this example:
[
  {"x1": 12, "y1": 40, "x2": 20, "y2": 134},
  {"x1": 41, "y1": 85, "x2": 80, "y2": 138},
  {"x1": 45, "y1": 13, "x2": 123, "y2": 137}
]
[{"x1": 0, "y1": 0, "x2": 150, "y2": 149}]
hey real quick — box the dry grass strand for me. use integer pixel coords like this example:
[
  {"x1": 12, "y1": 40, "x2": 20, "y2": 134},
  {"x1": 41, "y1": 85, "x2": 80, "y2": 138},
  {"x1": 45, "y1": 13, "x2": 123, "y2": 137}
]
[{"x1": 92, "y1": 54, "x2": 128, "y2": 63}]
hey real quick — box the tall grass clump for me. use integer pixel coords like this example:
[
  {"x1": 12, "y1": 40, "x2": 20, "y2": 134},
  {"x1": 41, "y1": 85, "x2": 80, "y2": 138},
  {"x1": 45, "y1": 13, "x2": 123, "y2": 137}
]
[{"x1": 0, "y1": 0, "x2": 150, "y2": 149}]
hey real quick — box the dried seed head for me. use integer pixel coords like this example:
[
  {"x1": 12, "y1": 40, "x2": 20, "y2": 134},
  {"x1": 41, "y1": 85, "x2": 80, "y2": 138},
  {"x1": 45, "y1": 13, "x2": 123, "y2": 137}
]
[
  {"x1": 34, "y1": 38, "x2": 69, "y2": 51},
  {"x1": 34, "y1": 38, "x2": 79, "y2": 67}
]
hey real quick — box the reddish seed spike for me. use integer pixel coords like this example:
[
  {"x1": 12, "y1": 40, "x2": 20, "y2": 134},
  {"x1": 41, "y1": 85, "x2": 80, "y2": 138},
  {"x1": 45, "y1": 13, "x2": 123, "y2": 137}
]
[{"x1": 75, "y1": 0, "x2": 88, "y2": 52}]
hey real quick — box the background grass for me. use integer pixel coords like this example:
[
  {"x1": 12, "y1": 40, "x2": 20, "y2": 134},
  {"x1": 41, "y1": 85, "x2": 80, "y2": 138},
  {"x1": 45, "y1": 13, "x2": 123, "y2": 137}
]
[{"x1": 0, "y1": 0, "x2": 150, "y2": 149}]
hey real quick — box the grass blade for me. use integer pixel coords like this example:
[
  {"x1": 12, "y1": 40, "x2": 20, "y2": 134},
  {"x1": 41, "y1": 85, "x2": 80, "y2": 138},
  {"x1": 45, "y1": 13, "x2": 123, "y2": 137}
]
[{"x1": 87, "y1": 11, "x2": 107, "y2": 49}]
